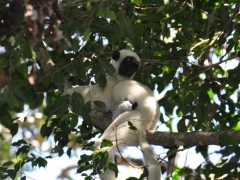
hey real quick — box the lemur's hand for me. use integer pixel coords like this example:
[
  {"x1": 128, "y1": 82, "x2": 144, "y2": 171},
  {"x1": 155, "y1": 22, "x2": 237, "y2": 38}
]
[{"x1": 119, "y1": 101, "x2": 133, "y2": 111}]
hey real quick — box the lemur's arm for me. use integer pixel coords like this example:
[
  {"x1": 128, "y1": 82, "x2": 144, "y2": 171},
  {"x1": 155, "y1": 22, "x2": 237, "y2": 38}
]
[{"x1": 63, "y1": 84, "x2": 104, "y2": 104}]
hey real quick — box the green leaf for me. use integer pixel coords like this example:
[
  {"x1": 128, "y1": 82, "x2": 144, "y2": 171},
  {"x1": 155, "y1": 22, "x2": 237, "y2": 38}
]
[
  {"x1": 219, "y1": 134, "x2": 238, "y2": 146},
  {"x1": 101, "y1": 60, "x2": 116, "y2": 76},
  {"x1": 196, "y1": 146, "x2": 208, "y2": 158},
  {"x1": 184, "y1": 92, "x2": 195, "y2": 105},
  {"x1": 228, "y1": 63, "x2": 240, "y2": 88},
  {"x1": 80, "y1": 154, "x2": 93, "y2": 162},
  {"x1": 139, "y1": 167, "x2": 148, "y2": 179},
  {"x1": 2, "y1": 161, "x2": 14, "y2": 167},
  {"x1": 128, "y1": 121, "x2": 137, "y2": 130},
  {"x1": 134, "y1": 0, "x2": 142, "y2": 4},
  {"x1": 7, "y1": 169, "x2": 16, "y2": 180},
  {"x1": 92, "y1": 63, "x2": 107, "y2": 89},
  {"x1": 84, "y1": 101, "x2": 91, "y2": 112},
  {"x1": 71, "y1": 57, "x2": 85, "y2": 78},
  {"x1": 40, "y1": 123, "x2": 47, "y2": 138},
  {"x1": 146, "y1": 22, "x2": 162, "y2": 30},
  {"x1": 226, "y1": 39, "x2": 235, "y2": 53},
  {"x1": 107, "y1": 162, "x2": 118, "y2": 178},
  {"x1": 36, "y1": 157, "x2": 47, "y2": 168},
  {"x1": 70, "y1": 114, "x2": 78, "y2": 129},
  {"x1": 166, "y1": 148, "x2": 177, "y2": 160},
  {"x1": 77, "y1": 164, "x2": 92, "y2": 173},
  {"x1": 14, "y1": 162, "x2": 21, "y2": 172},
  {"x1": 100, "y1": 139, "x2": 113, "y2": 148},
  {"x1": 127, "y1": 177, "x2": 139, "y2": 180},
  {"x1": 45, "y1": 156, "x2": 52, "y2": 159},
  {"x1": 207, "y1": 89, "x2": 214, "y2": 100},
  {"x1": 71, "y1": 92, "x2": 84, "y2": 115},
  {"x1": 96, "y1": 7, "x2": 105, "y2": 17},
  {"x1": 16, "y1": 145, "x2": 30, "y2": 156},
  {"x1": 233, "y1": 121, "x2": 240, "y2": 131},
  {"x1": 105, "y1": 10, "x2": 116, "y2": 21},
  {"x1": 13, "y1": 90, "x2": 26, "y2": 102},
  {"x1": 49, "y1": 95, "x2": 68, "y2": 117},
  {"x1": 83, "y1": 145, "x2": 96, "y2": 151},
  {"x1": 72, "y1": 92, "x2": 85, "y2": 107},
  {"x1": 83, "y1": 28, "x2": 91, "y2": 41},
  {"x1": 12, "y1": 139, "x2": 28, "y2": 146},
  {"x1": 96, "y1": 73, "x2": 107, "y2": 89},
  {"x1": 60, "y1": 113, "x2": 73, "y2": 122},
  {"x1": 93, "y1": 100, "x2": 106, "y2": 109},
  {"x1": 0, "y1": 109, "x2": 12, "y2": 129},
  {"x1": 118, "y1": 16, "x2": 133, "y2": 37},
  {"x1": 172, "y1": 77, "x2": 178, "y2": 89},
  {"x1": 233, "y1": 31, "x2": 239, "y2": 44},
  {"x1": 97, "y1": 7, "x2": 116, "y2": 20},
  {"x1": 183, "y1": 29, "x2": 193, "y2": 41},
  {"x1": 176, "y1": 33, "x2": 186, "y2": 44},
  {"x1": 10, "y1": 123, "x2": 19, "y2": 137},
  {"x1": 196, "y1": 105, "x2": 205, "y2": 122},
  {"x1": 67, "y1": 148, "x2": 72, "y2": 158},
  {"x1": 97, "y1": 152, "x2": 108, "y2": 172},
  {"x1": 157, "y1": 6, "x2": 166, "y2": 13},
  {"x1": 177, "y1": 119, "x2": 186, "y2": 132},
  {"x1": 81, "y1": 111, "x2": 91, "y2": 125},
  {"x1": 53, "y1": 72, "x2": 65, "y2": 89},
  {"x1": 20, "y1": 39, "x2": 32, "y2": 59},
  {"x1": 85, "y1": 176, "x2": 93, "y2": 180},
  {"x1": 0, "y1": 174, "x2": 8, "y2": 180},
  {"x1": 20, "y1": 176, "x2": 26, "y2": 180},
  {"x1": 0, "y1": 166, "x2": 7, "y2": 172}
]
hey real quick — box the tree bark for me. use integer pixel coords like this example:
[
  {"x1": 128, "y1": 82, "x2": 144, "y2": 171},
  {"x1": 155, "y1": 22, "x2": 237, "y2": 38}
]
[
  {"x1": 146, "y1": 130, "x2": 240, "y2": 147},
  {"x1": 29, "y1": 40, "x2": 55, "y2": 71}
]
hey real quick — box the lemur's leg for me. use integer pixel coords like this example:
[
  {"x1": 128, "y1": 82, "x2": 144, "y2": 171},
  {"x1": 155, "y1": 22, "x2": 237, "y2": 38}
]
[
  {"x1": 95, "y1": 110, "x2": 141, "y2": 149},
  {"x1": 138, "y1": 129, "x2": 160, "y2": 180}
]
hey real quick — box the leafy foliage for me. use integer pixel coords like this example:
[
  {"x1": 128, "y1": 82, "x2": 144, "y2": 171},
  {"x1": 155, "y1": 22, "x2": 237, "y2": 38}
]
[{"x1": 0, "y1": 0, "x2": 240, "y2": 179}]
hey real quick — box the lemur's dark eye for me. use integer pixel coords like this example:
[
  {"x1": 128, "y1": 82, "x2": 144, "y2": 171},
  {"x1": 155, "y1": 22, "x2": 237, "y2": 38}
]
[{"x1": 127, "y1": 57, "x2": 131, "y2": 61}]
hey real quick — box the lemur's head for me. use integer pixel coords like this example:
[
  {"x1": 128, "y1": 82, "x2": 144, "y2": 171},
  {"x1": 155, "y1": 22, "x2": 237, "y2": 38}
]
[{"x1": 110, "y1": 49, "x2": 140, "y2": 78}]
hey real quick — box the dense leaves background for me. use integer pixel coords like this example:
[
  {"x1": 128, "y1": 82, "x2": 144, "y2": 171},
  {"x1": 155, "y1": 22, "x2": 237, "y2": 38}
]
[{"x1": 0, "y1": 0, "x2": 240, "y2": 179}]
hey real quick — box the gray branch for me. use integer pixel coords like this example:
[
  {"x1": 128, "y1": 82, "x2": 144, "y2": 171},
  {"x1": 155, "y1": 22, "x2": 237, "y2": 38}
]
[
  {"x1": 147, "y1": 130, "x2": 240, "y2": 147},
  {"x1": 90, "y1": 110, "x2": 239, "y2": 147}
]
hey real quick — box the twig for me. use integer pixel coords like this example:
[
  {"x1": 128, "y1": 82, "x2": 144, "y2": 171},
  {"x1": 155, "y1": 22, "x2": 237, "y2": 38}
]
[
  {"x1": 190, "y1": 39, "x2": 209, "y2": 52},
  {"x1": 187, "y1": 55, "x2": 238, "y2": 82}
]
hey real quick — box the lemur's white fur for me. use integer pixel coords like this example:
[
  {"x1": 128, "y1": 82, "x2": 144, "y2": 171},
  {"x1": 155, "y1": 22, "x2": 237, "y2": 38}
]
[
  {"x1": 64, "y1": 49, "x2": 160, "y2": 179},
  {"x1": 96, "y1": 80, "x2": 160, "y2": 180}
]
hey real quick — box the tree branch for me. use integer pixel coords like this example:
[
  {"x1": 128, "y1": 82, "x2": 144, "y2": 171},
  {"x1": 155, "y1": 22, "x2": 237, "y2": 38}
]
[
  {"x1": 29, "y1": 40, "x2": 55, "y2": 72},
  {"x1": 90, "y1": 110, "x2": 240, "y2": 148},
  {"x1": 147, "y1": 130, "x2": 240, "y2": 148}
]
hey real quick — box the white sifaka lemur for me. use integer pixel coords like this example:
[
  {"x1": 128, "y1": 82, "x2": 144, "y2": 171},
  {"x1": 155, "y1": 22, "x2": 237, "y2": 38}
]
[
  {"x1": 63, "y1": 49, "x2": 140, "y2": 113},
  {"x1": 64, "y1": 49, "x2": 161, "y2": 180}
]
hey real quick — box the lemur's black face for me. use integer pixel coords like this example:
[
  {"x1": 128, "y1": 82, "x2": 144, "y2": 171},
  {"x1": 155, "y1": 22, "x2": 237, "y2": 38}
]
[
  {"x1": 118, "y1": 57, "x2": 140, "y2": 77},
  {"x1": 111, "y1": 50, "x2": 140, "y2": 77}
]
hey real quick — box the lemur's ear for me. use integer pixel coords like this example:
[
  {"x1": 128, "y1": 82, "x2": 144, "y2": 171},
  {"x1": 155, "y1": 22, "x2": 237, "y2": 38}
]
[{"x1": 112, "y1": 51, "x2": 120, "y2": 61}]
